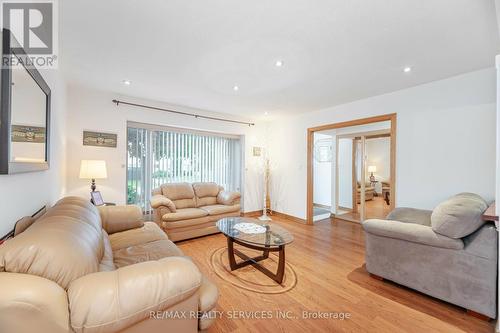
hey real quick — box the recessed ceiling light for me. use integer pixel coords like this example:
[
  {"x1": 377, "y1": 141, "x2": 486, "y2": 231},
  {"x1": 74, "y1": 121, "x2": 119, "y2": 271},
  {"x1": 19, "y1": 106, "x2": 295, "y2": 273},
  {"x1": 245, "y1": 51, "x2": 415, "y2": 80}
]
[
  {"x1": 264, "y1": 112, "x2": 269, "y2": 116},
  {"x1": 122, "y1": 79, "x2": 131, "y2": 85},
  {"x1": 233, "y1": 85, "x2": 239, "y2": 91},
  {"x1": 275, "y1": 60, "x2": 284, "y2": 67},
  {"x1": 403, "y1": 67, "x2": 412, "y2": 73}
]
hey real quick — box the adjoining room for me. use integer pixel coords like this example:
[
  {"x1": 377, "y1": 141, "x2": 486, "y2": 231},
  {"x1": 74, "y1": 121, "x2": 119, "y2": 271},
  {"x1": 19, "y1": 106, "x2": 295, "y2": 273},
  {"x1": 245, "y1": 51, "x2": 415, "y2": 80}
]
[{"x1": 310, "y1": 117, "x2": 395, "y2": 223}]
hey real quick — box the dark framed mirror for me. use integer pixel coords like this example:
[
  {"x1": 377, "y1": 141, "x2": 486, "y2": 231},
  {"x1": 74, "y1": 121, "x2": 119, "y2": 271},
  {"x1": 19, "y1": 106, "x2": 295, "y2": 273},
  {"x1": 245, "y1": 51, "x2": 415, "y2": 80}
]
[{"x1": 0, "y1": 29, "x2": 51, "y2": 174}]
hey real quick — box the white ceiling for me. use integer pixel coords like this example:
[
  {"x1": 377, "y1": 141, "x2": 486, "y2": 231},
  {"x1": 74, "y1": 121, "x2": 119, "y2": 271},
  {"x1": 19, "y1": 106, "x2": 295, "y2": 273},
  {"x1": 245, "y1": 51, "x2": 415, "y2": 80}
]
[{"x1": 61, "y1": 0, "x2": 500, "y2": 120}]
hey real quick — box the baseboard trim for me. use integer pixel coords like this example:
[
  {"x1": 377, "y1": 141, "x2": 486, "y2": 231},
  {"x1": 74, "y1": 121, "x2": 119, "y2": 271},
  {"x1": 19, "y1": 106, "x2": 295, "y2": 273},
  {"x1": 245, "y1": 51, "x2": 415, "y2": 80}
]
[
  {"x1": 313, "y1": 203, "x2": 331, "y2": 209},
  {"x1": 272, "y1": 211, "x2": 307, "y2": 224},
  {"x1": 241, "y1": 210, "x2": 307, "y2": 224},
  {"x1": 241, "y1": 210, "x2": 261, "y2": 217}
]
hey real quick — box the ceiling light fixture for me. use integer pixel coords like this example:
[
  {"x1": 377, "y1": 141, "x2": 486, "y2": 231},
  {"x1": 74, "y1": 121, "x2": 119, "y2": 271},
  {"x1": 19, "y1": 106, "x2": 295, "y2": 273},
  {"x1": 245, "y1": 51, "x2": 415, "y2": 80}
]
[
  {"x1": 275, "y1": 60, "x2": 284, "y2": 67},
  {"x1": 264, "y1": 112, "x2": 269, "y2": 116},
  {"x1": 403, "y1": 67, "x2": 412, "y2": 73},
  {"x1": 122, "y1": 79, "x2": 131, "y2": 85},
  {"x1": 233, "y1": 85, "x2": 239, "y2": 91}
]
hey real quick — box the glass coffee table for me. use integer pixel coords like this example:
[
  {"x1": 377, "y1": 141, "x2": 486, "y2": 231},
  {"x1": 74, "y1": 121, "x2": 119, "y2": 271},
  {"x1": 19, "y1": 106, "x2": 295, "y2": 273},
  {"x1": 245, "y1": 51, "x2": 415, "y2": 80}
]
[{"x1": 216, "y1": 217, "x2": 294, "y2": 284}]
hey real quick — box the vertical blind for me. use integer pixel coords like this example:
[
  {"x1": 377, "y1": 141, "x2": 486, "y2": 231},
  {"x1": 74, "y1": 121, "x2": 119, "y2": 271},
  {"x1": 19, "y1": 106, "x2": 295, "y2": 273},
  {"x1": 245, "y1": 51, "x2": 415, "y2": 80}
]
[{"x1": 127, "y1": 124, "x2": 241, "y2": 211}]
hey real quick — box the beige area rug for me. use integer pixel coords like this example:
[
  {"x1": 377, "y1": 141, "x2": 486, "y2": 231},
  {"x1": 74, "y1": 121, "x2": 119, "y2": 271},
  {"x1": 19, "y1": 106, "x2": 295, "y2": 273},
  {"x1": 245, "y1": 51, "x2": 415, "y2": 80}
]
[{"x1": 210, "y1": 246, "x2": 297, "y2": 294}]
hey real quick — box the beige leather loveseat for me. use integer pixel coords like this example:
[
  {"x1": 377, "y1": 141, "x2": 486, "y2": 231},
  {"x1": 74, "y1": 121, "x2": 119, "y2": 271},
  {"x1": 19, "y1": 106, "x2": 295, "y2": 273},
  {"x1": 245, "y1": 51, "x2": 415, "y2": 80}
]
[
  {"x1": 0, "y1": 196, "x2": 218, "y2": 333},
  {"x1": 151, "y1": 182, "x2": 241, "y2": 241}
]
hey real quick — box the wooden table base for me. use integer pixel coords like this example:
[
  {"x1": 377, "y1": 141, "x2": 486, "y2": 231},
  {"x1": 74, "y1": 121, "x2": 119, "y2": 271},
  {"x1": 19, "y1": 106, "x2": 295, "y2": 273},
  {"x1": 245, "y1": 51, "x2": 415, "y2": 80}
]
[{"x1": 226, "y1": 237, "x2": 286, "y2": 284}]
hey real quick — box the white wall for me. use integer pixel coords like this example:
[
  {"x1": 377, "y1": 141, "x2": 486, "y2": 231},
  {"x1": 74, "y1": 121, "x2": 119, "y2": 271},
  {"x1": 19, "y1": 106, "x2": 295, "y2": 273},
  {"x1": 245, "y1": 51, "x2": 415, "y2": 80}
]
[
  {"x1": 0, "y1": 69, "x2": 67, "y2": 236},
  {"x1": 65, "y1": 84, "x2": 266, "y2": 213},
  {"x1": 313, "y1": 133, "x2": 332, "y2": 207},
  {"x1": 268, "y1": 68, "x2": 497, "y2": 219}
]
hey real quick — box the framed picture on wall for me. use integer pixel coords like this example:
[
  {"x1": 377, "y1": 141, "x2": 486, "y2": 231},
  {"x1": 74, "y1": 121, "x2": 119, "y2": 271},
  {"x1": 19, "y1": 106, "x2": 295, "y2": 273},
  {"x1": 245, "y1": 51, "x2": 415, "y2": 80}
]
[
  {"x1": 83, "y1": 131, "x2": 117, "y2": 148},
  {"x1": 253, "y1": 147, "x2": 262, "y2": 156},
  {"x1": 90, "y1": 191, "x2": 104, "y2": 206}
]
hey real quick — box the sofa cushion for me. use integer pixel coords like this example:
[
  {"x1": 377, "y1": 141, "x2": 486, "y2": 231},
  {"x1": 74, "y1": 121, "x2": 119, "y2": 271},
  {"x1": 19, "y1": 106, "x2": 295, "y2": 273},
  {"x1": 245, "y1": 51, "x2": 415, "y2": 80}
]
[
  {"x1": 164, "y1": 219, "x2": 213, "y2": 231},
  {"x1": 162, "y1": 208, "x2": 209, "y2": 222},
  {"x1": 161, "y1": 182, "x2": 196, "y2": 209},
  {"x1": 98, "y1": 205, "x2": 144, "y2": 235},
  {"x1": 193, "y1": 183, "x2": 220, "y2": 207},
  {"x1": 109, "y1": 222, "x2": 167, "y2": 251},
  {"x1": 197, "y1": 196, "x2": 218, "y2": 207},
  {"x1": 200, "y1": 204, "x2": 241, "y2": 216},
  {"x1": 113, "y1": 239, "x2": 184, "y2": 268},
  {"x1": 172, "y1": 198, "x2": 196, "y2": 209},
  {"x1": 67, "y1": 257, "x2": 202, "y2": 333},
  {"x1": 193, "y1": 182, "x2": 220, "y2": 198},
  {"x1": 108, "y1": 221, "x2": 184, "y2": 268},
  {"x1": 431, "y1": 193, "x2": 488, "y2": 239},
  {"x1": 48, "y1": 196, "x2": 102, "y2": 234},
  {"x1": 0, "y1": 197, "x2": 103, "y2": 289},
  {"x1": 161, "y1": 182, "x2": 195, "y2": 200}
]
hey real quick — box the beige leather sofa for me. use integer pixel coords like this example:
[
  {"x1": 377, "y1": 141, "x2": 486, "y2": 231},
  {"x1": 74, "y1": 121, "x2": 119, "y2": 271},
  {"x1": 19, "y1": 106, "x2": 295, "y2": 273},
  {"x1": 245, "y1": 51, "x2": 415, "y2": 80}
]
[
  {"x1": 151, "y1": 182, "x2": 241, "y2": 242},
  {"x1": 0, "y1": 196, "x2": 218, "y2": 333}
]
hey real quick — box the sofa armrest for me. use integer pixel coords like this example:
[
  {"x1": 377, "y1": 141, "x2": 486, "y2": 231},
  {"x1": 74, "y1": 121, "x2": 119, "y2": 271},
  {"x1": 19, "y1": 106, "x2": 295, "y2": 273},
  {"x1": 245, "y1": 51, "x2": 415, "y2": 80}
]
[
  {"x1": 362, "y1": 219, "x2": 464, "y2": 250},
  {"x1": 68, "y1": 256, "x2": 202, "y2": 333},
  {"x1": 0, "y1": 273, "x2": 70, "y2": 333},
  {"x1": 386, "y1": 207, "x2": 433, "y2": 226},
  {"x1": 198, "y1": 276, "x2": 219, "y2": 331},
  {"x1": 150, "y1": 194, "x2": 176, "y2": 212},
  {"x1": 98, "y1": 205, "x2": 144, "y2": 234},
  {"x1": 217, "y1": 190, "x2": 241, "y2": 205}
]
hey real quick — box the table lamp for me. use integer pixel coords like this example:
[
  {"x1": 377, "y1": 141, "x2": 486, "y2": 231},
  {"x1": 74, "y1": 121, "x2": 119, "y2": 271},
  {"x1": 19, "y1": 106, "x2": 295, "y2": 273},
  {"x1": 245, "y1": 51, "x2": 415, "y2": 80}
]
[
  {"x1": 79, "y1": 160, "x2": 107, "y2": 192},
  {"x1": 368, "y1": 165, "x2": 377, "y2": 182}
]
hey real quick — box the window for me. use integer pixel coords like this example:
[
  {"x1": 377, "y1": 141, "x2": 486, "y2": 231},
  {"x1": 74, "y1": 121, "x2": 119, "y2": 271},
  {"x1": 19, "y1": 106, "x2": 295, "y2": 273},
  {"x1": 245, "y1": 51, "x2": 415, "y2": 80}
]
[{"x1": 127, "y1": 123, "x2": 242, "y2": 211}]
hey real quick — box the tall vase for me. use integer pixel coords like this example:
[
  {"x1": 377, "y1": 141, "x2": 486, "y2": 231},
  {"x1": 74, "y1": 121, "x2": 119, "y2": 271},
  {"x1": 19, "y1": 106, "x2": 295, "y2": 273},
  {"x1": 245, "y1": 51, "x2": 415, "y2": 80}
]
[{"x1": 258, "y1": 158, "x2": 272, "y2": 221}]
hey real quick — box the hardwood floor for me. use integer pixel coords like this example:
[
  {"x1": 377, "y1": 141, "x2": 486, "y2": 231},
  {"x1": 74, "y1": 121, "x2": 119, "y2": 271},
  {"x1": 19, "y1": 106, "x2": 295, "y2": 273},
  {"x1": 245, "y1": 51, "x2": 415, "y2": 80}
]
[
  {"x1": 177, "y1": 217, "x2": 494, "y2": 333},
  {"x1": 336, "y1": 196, "x2": 392, "y2": 222}
]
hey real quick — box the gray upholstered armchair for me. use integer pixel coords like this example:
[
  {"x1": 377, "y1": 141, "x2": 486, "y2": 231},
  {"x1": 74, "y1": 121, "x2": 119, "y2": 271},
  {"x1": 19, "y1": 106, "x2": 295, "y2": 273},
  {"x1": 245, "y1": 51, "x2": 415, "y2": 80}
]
[{"x1": 362, "y1": 193, "x2": 497, "y2": 319}]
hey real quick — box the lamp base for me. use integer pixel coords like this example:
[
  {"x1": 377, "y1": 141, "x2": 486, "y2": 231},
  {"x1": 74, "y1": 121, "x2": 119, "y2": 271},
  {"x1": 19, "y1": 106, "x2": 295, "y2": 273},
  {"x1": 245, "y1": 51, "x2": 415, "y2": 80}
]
[{"x1": 91, "y1": 179, "x2": 96, "y2": 192}]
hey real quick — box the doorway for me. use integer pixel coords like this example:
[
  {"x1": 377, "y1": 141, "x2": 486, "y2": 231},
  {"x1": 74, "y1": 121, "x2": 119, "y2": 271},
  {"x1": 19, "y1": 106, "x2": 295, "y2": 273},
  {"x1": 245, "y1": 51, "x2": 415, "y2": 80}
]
[
  {"x1": 334, "y1": 128, "x2": 392, "y2": 222},
  {"x1": 307, "y1": 114, "x2": 396, "y2": 225},
  {"x1": 312, "y1": 131, "x2": 334, "y2": 222}
]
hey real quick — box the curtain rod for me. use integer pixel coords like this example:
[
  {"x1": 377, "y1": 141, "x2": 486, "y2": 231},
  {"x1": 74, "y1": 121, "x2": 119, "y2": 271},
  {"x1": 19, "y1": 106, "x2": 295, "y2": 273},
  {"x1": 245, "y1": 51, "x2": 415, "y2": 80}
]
[{"x1": 112, "y1": 99, "x2": 255, "y2": 126}]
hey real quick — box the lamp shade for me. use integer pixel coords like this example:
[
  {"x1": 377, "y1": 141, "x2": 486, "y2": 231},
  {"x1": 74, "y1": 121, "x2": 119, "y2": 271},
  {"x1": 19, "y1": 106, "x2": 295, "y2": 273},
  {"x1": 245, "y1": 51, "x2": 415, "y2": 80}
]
[
  {"x1": 79, "y1": 160, "x2": 107, "y2": 179},
  {"x1": 368, "y1": 165, "x2": 377, "y2": 173}
]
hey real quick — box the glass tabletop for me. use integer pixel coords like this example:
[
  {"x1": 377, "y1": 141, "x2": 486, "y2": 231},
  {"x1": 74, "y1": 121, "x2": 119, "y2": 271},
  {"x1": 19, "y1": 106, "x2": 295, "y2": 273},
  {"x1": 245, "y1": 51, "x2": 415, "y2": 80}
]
[{"x1": 216, "y1": 217, "x2": 294, "y2": 247}]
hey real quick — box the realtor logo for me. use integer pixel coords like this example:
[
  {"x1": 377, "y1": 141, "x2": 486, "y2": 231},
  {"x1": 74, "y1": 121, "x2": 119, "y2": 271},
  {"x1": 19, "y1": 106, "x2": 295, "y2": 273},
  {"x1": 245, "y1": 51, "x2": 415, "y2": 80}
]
[{"x1": 1, "y1": 0, "x2": 58, "y2": 67}]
